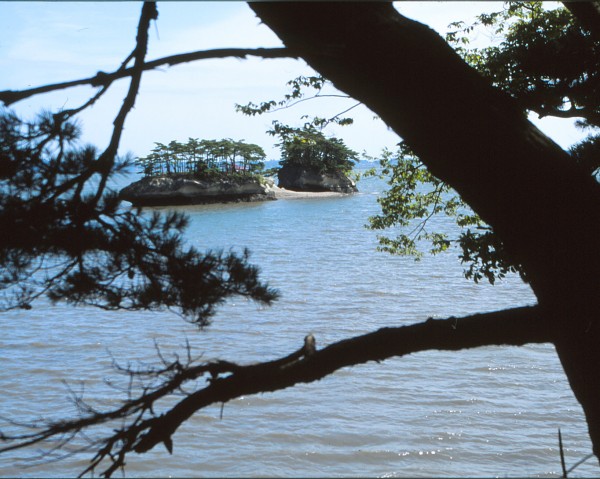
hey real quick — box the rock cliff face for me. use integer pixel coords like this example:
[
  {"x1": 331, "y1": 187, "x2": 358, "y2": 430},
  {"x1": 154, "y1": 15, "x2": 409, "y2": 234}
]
[
  {"x1": 120, "y1": 176, "x2": 276, "y2": 206},
  {"x1": 277, "y1": 164, "x2": 358, "y2": 193}
]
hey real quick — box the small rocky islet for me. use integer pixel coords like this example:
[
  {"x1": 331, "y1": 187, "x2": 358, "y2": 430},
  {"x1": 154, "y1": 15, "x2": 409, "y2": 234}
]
[
  {"x1": 119, "y1": 163, "x2": 358, "y2": 207},
  {"x1": 119, "y1": 134, "x2": 359, "y2": 207}
]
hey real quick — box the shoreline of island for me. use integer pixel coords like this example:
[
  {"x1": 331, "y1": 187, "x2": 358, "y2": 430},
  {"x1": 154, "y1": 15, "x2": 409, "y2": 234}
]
[{"x1": 119, "y1": 167, "x2": 357, "y2": 207}]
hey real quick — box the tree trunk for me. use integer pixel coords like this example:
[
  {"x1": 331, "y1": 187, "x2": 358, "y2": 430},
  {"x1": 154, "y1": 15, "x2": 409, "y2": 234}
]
[
  {"x1": 563, "y1": 1, "x2": 600, "y2": 42},
  {"x1": 250, "y1": 2, "x2": 600, "y2": 460}
]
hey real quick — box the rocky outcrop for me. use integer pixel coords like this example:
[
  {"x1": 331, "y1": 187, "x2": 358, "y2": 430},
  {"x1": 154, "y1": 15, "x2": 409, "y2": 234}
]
[
  {"x1": 119, "y1": 176, "x2": 276, "y2": 206},
  {"x1": 277, "y1": 164, "x2": 358, "y2": 193}
]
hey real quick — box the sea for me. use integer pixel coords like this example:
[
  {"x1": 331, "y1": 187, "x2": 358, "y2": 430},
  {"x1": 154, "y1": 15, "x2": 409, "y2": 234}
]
[{"x1": 0, "y1": 168, "x2": 597, "y2": 477}]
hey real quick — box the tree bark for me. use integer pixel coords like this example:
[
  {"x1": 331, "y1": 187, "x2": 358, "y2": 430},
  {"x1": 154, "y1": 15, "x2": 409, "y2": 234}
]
[
  {"x1": 250, "y1": 2, "x2": 600, "y2": 461},
  {"x1": 563, "y1": 1, "x2": 600, "y2": 42}
]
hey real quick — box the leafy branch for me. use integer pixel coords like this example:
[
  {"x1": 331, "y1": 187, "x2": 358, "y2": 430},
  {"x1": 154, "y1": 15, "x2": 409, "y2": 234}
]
[
  {"x1": 365, "y1": 143, "x2": 522, "y2": 283},
  {"x1": 367, "y1": 1, "x2": 600, "y2": 284}
]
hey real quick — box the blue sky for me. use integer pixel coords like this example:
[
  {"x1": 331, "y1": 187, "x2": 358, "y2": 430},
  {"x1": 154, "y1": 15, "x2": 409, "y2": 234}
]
[{"x1": 0, "y1": 2, "x2": 583, "y2": 162}]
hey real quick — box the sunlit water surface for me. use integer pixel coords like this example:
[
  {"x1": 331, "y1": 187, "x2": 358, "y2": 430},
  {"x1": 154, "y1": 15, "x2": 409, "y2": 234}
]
[{"x1": 1, "y1": 174, "x2": 597, "y2": 477}]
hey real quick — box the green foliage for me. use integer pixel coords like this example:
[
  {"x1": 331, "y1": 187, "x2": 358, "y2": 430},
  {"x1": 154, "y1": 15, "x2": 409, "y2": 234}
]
[
  {"x1": 446, "y1": 2, "x2": 600, "y2": 128},
  {"x1": 458, "y1": 228, "x2": 524, "y2": 284},
  {"x1": 262, "y1": 167, "x2": 280, "y2": 177},
  {"x1": 368, "y1": 144, "x2": 454, "y2": 258},
  {"x1": 0, "y1": 110, "x2": 277, "y2": 324},
  {"x1": 367, "y1": 143, "x2": 526, "y2": 284},
  {"x1": 136, "y1": 137, "x2": 266, "y2": 179},
  {"x1": 369, "y1": 2, "x2": 600, "y2": 284},
  {"x1": 273, "y1": 124, "x2": 358, "y2": 174},
  {"x1": 366, "y1": 144, "x2": 522, "y2": 284}
]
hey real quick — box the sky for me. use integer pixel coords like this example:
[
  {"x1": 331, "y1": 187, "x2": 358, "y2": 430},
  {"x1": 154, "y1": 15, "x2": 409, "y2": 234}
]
[{"x1": 0, "y1": 1, "x2": 584, "y2": 163}]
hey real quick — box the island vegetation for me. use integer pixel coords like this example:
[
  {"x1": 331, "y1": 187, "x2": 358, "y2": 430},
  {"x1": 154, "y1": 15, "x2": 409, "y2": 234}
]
[
  {"x1": 136, "y1": 138, "x2": 266, "y2": 179},
  {"x1": 236, "y1": 92, "x2": 360, "y2": 192}
]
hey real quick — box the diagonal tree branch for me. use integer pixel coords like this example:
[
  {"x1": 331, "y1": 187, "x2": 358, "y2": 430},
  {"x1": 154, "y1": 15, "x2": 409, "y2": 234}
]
[
  {"x1": 563, "y1": 1, "x2": 600, "y2": 43},
  {"x1": 248, "y1": 3, "x2": 600, "y2": 462},
  {"x1": 133, "y1": 304, "x2": 547, "y2": 454},
  {"x1": 0, "y1": 48, "x2": 296, "y2": 107},
  {"x1": 1, "y1": 305, "x2": 548, "y2": 477}
]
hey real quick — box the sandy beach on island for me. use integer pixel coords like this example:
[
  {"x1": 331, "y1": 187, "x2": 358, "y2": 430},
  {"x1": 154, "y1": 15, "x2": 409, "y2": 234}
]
[{"x1": 269, "y1": 184, "x2": 350, "y2": 199}]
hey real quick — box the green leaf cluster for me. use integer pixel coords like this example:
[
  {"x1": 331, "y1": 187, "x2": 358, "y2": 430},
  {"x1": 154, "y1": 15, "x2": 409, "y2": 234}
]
[
  {"x1": 368, "y1": 144, "x2": 452, "y2": 255},
  {"x1": 366, "y1": 143, "x2": 525, "y2": 284}
]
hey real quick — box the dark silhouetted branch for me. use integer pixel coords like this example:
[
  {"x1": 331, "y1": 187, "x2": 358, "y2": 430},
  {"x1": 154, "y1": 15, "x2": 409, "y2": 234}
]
[
  {"x1": 0, "y1": 48, "x2": 296, "y2": 107},
  {"x1": 0, "y1": 305, "x2": 547, "y2": 477},
  {"x1": 563, "y1": 1, "x2": 600, "y2": 42},
  {"x1": 91, "y1": 1, "x2": 157, "y2": 201}
]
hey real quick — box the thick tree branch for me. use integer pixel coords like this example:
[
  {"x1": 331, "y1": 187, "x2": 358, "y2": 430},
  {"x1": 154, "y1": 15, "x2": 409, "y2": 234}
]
[
  {"x1": 249, "y1": 3, "x2": 600, "y2": 307},
  {"x1": 249, "y1": 2, "x2": 600, "y2": 461},
  {"x1": 563, "y1": 1, "x2": 600, "y2": 42},
  {"x1": 0, "y1": 48, "x2": 295, "y2": 107}
]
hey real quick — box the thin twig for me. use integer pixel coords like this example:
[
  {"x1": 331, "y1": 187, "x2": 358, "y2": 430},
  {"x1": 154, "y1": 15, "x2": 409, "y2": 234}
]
[
  {"x1": 567, "y1": 452, "x2": 595, "y2": 475},
  {"x1": 559, "y1": 428, "x2": 568, "y2": 478},
  {"x1": 266, "y1": 93, "x2": 352, "y2": 113}
]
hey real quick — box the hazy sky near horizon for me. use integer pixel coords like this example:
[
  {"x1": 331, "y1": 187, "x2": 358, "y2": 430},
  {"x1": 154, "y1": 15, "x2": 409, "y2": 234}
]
[{"x1": 0, "y1": 1, "x2": 582, "y2": 161}]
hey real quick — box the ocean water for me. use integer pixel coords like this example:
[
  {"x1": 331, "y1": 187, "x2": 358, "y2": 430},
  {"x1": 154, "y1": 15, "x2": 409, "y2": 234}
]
[{"x1": 0, "y1": 173, "x2": 597, "y2": 477}]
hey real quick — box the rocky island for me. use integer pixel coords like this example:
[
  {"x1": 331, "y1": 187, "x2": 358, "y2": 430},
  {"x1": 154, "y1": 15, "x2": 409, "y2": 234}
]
[
  {"x1": 277, "y1": 164, "x2": 357, "y2": 193},
  {"x1": 274, "y1": 126, "x2": 359, "y2": 194},
  {"x1": 120, "y1": 130, "x2": 359, "y2": 207},
  {"x1": 119, "y1": 138, "x2": 277, "y2": 206},
  {"x1": 120, "y1": 174, "x2": 276, "y2": 206}
]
